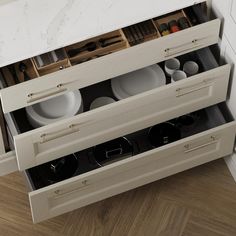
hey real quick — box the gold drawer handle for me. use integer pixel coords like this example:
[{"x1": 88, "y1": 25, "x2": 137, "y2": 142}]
[
  {"x1": 184, "y1": 136, "x2": 218, "y2": 154},
  {"x1": 27, "y1": 79, "x2": 78, "y2": 104},
  {"x1": 27, "y1": 84, "x2": 67, "y2": 103},
  {"x1": 164, "y1": 37, "x2": 207, "y2": 58},
  {"x1": 40, "y1": 121, "x2": 92, "y2": 144},
  {"x1": 54, "y1": 180, "x2": 89, "y2": 197}
]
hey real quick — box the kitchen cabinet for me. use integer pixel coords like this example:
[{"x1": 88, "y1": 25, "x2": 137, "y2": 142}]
[{"x1": 0, "y1": 0, "x2": 235, "y2": 223}]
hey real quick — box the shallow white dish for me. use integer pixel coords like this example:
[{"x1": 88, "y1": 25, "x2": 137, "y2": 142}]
[
  {"x1": 90, "y1": 97, "x2": 115, "y2": 110},
  {"x1": 26, "y1": 90, "x2": 83, "y2": 128},
  {"x1": 111, "y1": 64, "x2": 166, "y2": 100}
]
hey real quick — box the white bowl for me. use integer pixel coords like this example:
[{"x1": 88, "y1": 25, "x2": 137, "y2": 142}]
[
  {"x1": 26, "y1": 90, "x2": 83, "y2": 128},
  {"x1": 90, "y1": 97, "x2": 115, "y2": 110},
  {"x1": 183, "y1": 61, "x2": 199, "y2": 77},
  {"x1": 165, "y1": 58, "x2": 180, "y2": 76},
  {"x1": 171, "y1": 70, "x2": 187, "y2": 82}
]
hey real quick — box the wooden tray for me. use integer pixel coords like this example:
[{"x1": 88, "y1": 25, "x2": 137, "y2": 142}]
[{"x1": 66, "y1": 29, "x2": 129, "y2": 65}]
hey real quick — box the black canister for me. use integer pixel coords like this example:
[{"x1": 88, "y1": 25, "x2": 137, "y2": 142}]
[
  {"x1": 178, "y1": 17, "x2": 190, "y2": 29},
  {"x1": 37, "y1": 154, "x2": 79, "y2": 185},
  {"x1": 148, "y1": 122, "x2": 181, "y2": 148}
]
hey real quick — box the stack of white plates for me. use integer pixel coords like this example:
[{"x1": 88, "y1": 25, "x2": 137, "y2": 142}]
[
  {"x1": 26, "y1": 90, "x2": 83, "y2": 128},
  {"x1": 111, "y1": 64, "x2": 166, "y2": 100}
]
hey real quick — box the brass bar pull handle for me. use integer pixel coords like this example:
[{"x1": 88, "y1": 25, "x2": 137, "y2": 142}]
[
  {"x1": 27, "y1": 79, "x2": 79, "y2": 104},
  {"x1": 176, "y1": 79, "x2": 213, "y2": 97},
  {"x1": 53, "y1": 180, "x2": 89, "y2": 198},
  {"x1": 27, "y1": 84, "x2": 67, "y2": 103},
  {"x1": 39, "y1": 121, "x2": 92, "y2": 144},
  {"x1": 164, "y1": 38, "x2": 207, "y2": 58},
  {"x1": 184, "y1": 136, "x2": 218, "y2": 154}
]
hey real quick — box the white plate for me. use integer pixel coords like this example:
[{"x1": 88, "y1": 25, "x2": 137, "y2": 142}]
[
  {"x1": 26, "y1": 90, "x2": 83, "y2": 128},
  {"x1": 90, "y1": 97, "x2": 115, "y2": 110},
  {"x1": 111, "y1": 64, "x2": 166, "y2": 100}
]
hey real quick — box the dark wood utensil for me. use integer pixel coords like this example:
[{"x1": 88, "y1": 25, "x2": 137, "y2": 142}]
[
  {"x1": 99, "y1": 35, "x2": 121, "y2": 45},
  {"x1": 123, "y1": 28, "x2": 135, "y2": 45},
  {"x1": 100, "y1": 39, "x2": 123, "y2": 47},
  {"x1": 67, "y1": 42, "x2": 97, "y2": 58},
  {"x1": 19, "y1": 62, "x2": 31, "y2": 81},
  {"x1": 134, "y1": 24, "x2": 144, "y2": 43}
]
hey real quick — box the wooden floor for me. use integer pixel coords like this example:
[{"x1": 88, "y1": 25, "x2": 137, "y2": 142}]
[{"x1": 0, "y1": 159, "x2": 236, "y2": 236}]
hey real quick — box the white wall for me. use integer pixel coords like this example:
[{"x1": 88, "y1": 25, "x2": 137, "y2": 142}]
[{"x1": 212, "y1": 0, "x2": 236, "y2": 180}]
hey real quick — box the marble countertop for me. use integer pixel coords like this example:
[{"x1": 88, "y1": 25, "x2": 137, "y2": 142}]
[{"x1": 0, "y1": 0, "x2": 204, "y2": 67}]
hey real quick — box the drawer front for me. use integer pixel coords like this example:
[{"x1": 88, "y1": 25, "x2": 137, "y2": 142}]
[
  {"x1": 14, "y1": 65, "x2": 230, "y2": 171},
  {"x1": 29, "y1": 121, "x2": 236, "y2": 223},
  {"x1": 0, "y1": 19, "x2": 220, "y2": 113},
  {"x1": 0, "y1": 151, "x2": 18, "y2": 176}
]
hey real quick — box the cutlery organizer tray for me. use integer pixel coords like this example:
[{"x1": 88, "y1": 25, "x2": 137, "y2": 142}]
[
  {"x1": 24, "y1": 102, "x2": 236, "y2": 223},
  {"x1": 0, "y1": 4, "x2": 208, "y2": 83},
  {"x1": 32, "y1": 49, "x2": 71, "y2": 76},
  {"x1": 66, "y1": 29, "x2": 129, "y2": 65}
]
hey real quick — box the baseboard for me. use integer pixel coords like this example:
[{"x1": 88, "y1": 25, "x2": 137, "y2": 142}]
[{"x1": 225, "y1": 154, "x2": 236, "y2": 182}]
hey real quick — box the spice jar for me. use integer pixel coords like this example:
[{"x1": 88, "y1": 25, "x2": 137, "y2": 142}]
[
  {"x1": 159, "y1": 23, "x2": 170, "y2": 36},
  {"x1": 168, "y1": 20, "x2": 180, "y2": 33},
  {"x1": 178, "y1": 17, "x2": 190, "y2": 29}
]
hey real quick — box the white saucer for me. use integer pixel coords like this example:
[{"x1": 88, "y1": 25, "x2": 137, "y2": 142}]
[
  {"x1": 111, "y1": 64, "x2": 166, "y2": 100},
  {"x1": 26, "y1": 90, "x2": 83, "y2": 128},
  {"x1": 90, "y1": 97, "x2": 115, "y2": 110}
]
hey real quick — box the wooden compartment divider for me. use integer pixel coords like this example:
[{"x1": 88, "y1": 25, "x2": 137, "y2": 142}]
[{"x1": 32, "y1": 48, "x2": 71, "y2": 76}]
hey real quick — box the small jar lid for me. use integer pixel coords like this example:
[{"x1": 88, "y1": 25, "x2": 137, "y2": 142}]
[
  {"x1": 159, "y1": 23, "x2": 169, "y2": 33},
  {"x1": 168, "y1": 20, "x2": 178, "y2": 28}
]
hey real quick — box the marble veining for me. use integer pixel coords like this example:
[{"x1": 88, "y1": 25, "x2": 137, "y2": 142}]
[{"x1": 0, "y1": 0, "x2": 205, "y2": 67}]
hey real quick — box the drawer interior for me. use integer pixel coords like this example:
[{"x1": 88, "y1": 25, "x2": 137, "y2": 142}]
[
  {"x1": 8, "y1": 46, "x2": 221, "y2": 135},
  {"x1": 25, "y1": 102, "x2": 234, "y2": 191},
  {"x1": 0, "y1": 3, "x2": 214, "y2": 88}
]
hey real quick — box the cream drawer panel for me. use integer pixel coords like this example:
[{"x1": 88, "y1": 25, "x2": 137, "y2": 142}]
[
  {"x1": 28, "y1": 121, "x2": 236, "y2": 223},
  {"x1": 14, "y1": 65, "x2": 230, "y2": 171},
  {"x1": 0, "y1": 151, "x2": 17, "y2": 176},
  {"x1": 0, "y1": 19, "x2": 220, "y2": 113}
]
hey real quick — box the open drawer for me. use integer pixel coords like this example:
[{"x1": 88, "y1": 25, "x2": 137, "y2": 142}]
[
  {"x1": 0, "y1": 4, "x2": 220, "y2": 113},
  {"x1": 25, "y1": 103, "x2": 236, "y2": 223},
  {"x1": 5, "y1": 47, "x2": 231, "y2": 171}
]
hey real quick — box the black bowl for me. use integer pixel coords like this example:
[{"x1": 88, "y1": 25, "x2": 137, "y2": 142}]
[
  {"x1": 148, "y1": 122, "x2": 181, "y2": 148},
  {"x1": 37, "y1": 154, "x2": 79, "y2": 184}
]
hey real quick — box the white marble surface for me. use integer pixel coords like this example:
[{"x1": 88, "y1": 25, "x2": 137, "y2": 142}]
[{"x1": 0, "y1": 0, "x2": 204, "y2": 67}]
